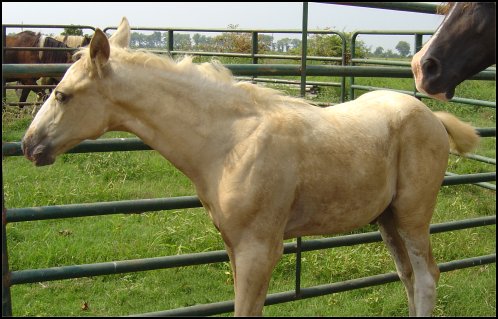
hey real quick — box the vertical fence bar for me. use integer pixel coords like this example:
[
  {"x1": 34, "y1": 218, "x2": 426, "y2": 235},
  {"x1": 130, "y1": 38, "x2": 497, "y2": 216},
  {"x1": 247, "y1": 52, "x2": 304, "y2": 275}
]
[
  {"x1": 340, "y1": 33, "x2": 347, "y2": 102},
  {"x1": 349, "y1": 33, "x2": 358, "y2": 100},
  {"x1": 295, "y1": 1, "x2": 309, "y2": 297},
  {"x1": 300, "y1": 2, "x2": 309, "y2": 97},
  {"x1": 251, "y1": 31, "x2": 259, "y2": 83},
  {"x1": 167, "y1": 30, "x2": 174, "y2": 54},
  {"x1": 414, "y1": 33, "x2": 424, "y2": 54},
  {"x1": 251, "y1": 31, "x2": 258, "y2": 65},
  {"x1": 295, "y1": 237, "x2": 302, "y2": 298},
  {"x1": 2, "y1": 25, "x2": 7, "y2": 102},
  {"x1": 2, "y1": 176, "x2": 13, "y2": 317}
]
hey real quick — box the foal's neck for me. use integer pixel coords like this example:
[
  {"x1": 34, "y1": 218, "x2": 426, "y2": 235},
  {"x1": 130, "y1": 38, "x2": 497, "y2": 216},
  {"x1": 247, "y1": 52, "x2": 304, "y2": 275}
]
[{"x1": 112, "y1": 62, "x2": 259, "y2": 187}]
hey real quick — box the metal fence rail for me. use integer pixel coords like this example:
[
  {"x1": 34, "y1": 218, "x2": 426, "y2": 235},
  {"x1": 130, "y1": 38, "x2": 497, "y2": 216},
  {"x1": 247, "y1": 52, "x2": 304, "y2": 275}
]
[
  {"x1": 4, "y1": 63, "x2": 496, "y2": 80},
  {"x1": 134, "y1": 254, "x2": 496, "y2": 317},
  {"x1": 3, "y1": 173, "x2": 495, "y2": 223},
  {"x1": 7, "y1": 216, "x2": 496, "y2": 286}
]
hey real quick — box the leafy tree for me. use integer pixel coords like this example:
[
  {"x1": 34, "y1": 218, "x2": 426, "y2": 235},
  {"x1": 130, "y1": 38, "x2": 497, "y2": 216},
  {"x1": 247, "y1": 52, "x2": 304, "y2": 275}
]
[
  {"x1": 258, "y1": 34, "x2": 273, "y2": 53},
  {"x1": 192, "y1": 33, "x2": 215, "y2": 51},
  {"x1": 276, "y1": 38, "x2": 292, "y2": 52},
  {"x1": 306, "y1": 32, "x2": 343, "y2": 57},
  {"x1": 276, "y1": 38, "x2": 288, "y2": 52},
  {"x1": 384, "y1": 49, "x2": 397, "y2": 58},
  {"x1": 395, "y1": 41, "x2": 411, "y2": 57},
  {"x1": 174, "y1": 34, "x2": 192, "y2": 50},
  {"x1": 61, "y1": 27, "x2": 83, "y2": 36},
  {"x1": 289, "y1": 29, "x2": 369, "y2": 61},
  {"x1": 213, "y1": 24, "x2": 268, "y2": 53},
  {"x1": 220, "y1": 24, "x2": 251, "y2": 53},
  {"x1": 148, "y1": 31, "x2": 163, "y2": 48},
  {"x1": 290, "y1": 39, "x2": 301, "y2": 51},
  {"x1": 130, "y1": 32, "x2": 147, "y2": 48},
  {"x1": 374, "y1": 46, "x2": 384, "y2": 56},
  {"x1": 193, "y1": 33, "x2": 206, "y2": 48}
]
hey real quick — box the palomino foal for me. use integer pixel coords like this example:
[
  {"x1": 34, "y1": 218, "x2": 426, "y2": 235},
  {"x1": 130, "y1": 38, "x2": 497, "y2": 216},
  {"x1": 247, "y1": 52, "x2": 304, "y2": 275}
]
[{"x1": 22, "y1": 18, "x2": 479, "y2": 316}]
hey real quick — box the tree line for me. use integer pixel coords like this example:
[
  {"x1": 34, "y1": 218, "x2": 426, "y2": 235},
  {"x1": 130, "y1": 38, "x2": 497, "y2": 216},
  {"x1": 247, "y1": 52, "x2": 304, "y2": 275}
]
[
  {"x1": 129, "y1": 28, "x2": 413, "y2": 59},
  {"x1": 128, "y1": 25, "x2": 373, "y2": 59},
  {"x1": 12, "y1": 26, "x2": 413, "y2": 59}
]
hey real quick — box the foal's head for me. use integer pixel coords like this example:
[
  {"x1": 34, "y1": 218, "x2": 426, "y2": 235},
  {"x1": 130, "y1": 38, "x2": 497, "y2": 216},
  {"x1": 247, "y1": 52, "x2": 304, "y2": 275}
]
[
  {"x1": 411, "y1": 2, "x2": 496, "y2": 101},
  {"x1": 22, "y1": 18, "x2": 131, "y2": 166}
]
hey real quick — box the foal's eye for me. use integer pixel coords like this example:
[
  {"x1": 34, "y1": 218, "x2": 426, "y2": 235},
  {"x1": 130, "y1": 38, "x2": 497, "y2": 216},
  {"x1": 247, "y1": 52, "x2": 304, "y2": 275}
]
[{"x1": 55, "y1": 91, "x2": 69, "y2": 103}]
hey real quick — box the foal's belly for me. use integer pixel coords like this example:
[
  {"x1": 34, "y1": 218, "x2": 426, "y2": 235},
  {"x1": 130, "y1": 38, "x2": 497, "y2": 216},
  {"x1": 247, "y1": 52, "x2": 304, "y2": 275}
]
[
  {"x1": 283, "y1": 194, "x2": 391, "y2": 239},
  {"x1": 283, "y1": 174, "x2": 394, "y2": 239}
]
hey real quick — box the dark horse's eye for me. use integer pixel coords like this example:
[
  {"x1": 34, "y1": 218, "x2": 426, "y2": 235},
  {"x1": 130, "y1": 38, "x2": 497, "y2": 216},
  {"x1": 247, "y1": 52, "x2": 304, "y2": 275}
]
[{"x1": 55, "y1": 91, "x2": 69, "y2": 103}]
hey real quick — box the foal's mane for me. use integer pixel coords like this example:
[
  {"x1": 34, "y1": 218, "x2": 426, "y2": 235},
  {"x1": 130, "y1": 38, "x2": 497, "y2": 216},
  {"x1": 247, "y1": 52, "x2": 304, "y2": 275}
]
[
  {"x1": 75, "y1": 45, "x2": 307, "y2": 106},
  {"x1": 75, "y1": 45, "x2": 235, "y2": 83}
]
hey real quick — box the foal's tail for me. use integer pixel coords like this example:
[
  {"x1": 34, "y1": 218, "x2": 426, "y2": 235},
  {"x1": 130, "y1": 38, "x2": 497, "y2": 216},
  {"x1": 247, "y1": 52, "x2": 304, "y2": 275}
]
[{"x1": 434, "y1": 112, "x2": 479, "y2": 155}]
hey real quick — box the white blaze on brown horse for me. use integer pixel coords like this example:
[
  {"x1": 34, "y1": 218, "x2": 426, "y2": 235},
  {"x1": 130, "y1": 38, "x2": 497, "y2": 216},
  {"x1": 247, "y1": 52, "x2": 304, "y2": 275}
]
[
  {"x1": 22, "y1": 17, "x2": 479, "y2": 316},
  {"x1": 411, "y1": 2, "x2": 496, "y2": 101}
]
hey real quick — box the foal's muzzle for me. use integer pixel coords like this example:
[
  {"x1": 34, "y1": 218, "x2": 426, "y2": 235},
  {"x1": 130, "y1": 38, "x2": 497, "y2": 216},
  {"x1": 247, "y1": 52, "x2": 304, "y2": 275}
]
[{"x1": 21, "y1": 135, "x2": 56, "y2": 166}]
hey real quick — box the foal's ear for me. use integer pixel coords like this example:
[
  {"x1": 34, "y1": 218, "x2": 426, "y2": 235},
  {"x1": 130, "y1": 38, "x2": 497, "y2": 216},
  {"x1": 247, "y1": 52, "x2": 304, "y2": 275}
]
[
  {"x1": 89, "y1": 29, "x2": 110, "y2": 76},
  {"x1": 109, "y1": 17, "x2": 131, "y2": 48}
]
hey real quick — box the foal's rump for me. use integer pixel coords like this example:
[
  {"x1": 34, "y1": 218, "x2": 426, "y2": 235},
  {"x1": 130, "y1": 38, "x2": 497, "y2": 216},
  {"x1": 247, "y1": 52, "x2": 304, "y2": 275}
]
[
  {"x1": 349, "y1": 90, "x2": 478, "y2": 155},
  {"x1": 284, "y1": 90, "x2": 453, "y2": 237}
]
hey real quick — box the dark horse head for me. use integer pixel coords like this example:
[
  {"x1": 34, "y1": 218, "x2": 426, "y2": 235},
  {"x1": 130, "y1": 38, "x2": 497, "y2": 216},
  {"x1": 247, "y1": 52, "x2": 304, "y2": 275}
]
[{"x1": 411, "y1": 2, "x2": 496, "y2": 101}]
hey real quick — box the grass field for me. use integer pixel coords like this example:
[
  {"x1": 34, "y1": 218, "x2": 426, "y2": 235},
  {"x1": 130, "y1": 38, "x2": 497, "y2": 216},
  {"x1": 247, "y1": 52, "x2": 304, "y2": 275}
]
[{"x1": 2, "y1": 59, "x2": 496, "y2": 316}]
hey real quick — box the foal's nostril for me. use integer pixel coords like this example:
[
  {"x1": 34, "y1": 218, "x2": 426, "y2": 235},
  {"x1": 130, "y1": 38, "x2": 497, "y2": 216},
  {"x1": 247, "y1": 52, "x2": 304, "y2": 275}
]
[{"x1": 422, "y1": 57, "x2": 441, "y2": 77}]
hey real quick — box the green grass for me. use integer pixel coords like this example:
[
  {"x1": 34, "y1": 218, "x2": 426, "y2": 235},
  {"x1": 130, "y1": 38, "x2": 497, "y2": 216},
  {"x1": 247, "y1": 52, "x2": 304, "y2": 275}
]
[{"x1": 2, "y1": 62, "x2": 495, "y2": 316}]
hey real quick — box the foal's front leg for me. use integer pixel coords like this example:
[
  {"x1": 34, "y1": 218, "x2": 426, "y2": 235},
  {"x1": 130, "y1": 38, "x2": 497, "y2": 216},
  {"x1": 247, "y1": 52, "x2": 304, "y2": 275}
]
[{"x1": 228, "y1": 231, "x2": 284, "y2": 316}]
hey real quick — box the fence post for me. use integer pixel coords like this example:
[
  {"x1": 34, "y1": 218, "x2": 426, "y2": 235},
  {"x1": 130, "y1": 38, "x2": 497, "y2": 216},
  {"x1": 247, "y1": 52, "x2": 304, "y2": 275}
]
[
  {"x1": 251, "y1": 31, "x2": 259, "y2": 83},
  {"x1": 300, "y1": 2, "x2": 309, "y2": 98},
  {"x1": 2, "y1": 176, "x2": 13, "y2": 317},
  {"x1": 2, "y1": 25, "x2": 7, "y2": 102},
  {"x1": 167, "y1": 30, "x2": 174, "y2": 53},
  {"x1": 295, "y1": 2, "x2": 309, "y2": 297},
  {"x1": 251, "y1": 31, "x2": 258, "y2": 65}
]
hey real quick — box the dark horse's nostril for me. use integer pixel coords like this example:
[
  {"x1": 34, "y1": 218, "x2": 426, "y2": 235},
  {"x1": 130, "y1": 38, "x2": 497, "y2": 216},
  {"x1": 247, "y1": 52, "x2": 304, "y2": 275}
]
[{"x1": 422, "y1": 57, "x2": 441, "y2": 77}]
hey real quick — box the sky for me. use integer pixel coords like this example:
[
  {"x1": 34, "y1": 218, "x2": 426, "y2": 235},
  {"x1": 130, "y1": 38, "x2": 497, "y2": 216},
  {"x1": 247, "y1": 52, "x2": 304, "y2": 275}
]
[{"x1": 2, "y1": 2, "x2": 444, "y2": 52}]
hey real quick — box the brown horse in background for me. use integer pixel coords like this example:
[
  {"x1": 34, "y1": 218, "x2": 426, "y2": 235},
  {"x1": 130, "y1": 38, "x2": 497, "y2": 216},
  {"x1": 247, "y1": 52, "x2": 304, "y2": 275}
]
[
  {"x1": 38, "y1": 34, "x2": 92, "y2": 96},
  {"x1": 4, "y1": 31, "x2": 42, "y2": 104},
  {"x1": 4, "y1": 31, "x2": 73, "y2": 106}
]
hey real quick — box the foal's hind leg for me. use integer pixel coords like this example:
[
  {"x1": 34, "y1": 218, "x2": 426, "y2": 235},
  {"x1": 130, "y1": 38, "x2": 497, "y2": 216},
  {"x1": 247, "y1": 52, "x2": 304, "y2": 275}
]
[
  {"x1": 388, "y1": 110, "x2": 448, "y2": 316},
  {"x1": 377, "y1": 208, "x2": 415, "y2": 315},
  {"x1": 390, "y1": 200, "x2": 441, "y2": 316},
  {"x1": 397, "y1": 221, "x2": 439, "y2": 316}
]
